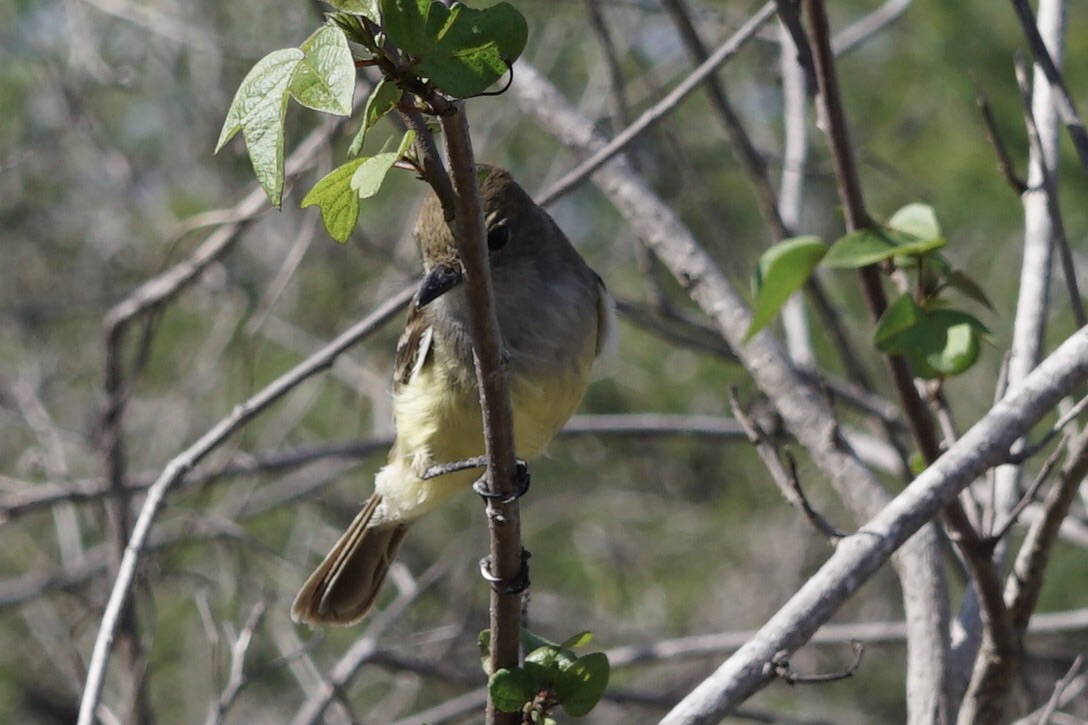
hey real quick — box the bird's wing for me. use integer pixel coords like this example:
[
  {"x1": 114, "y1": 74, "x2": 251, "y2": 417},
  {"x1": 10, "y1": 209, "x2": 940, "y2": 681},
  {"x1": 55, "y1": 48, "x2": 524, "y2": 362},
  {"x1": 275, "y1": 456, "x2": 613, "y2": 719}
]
[{"x1": 392, "y1": 302, "x2": 434, "y2": 390}]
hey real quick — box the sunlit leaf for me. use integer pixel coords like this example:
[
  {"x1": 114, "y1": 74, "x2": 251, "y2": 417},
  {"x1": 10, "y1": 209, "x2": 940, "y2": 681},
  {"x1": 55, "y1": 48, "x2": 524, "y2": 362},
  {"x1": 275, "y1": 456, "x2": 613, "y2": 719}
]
[
  {"x1": 560, "y1": 631, "x2": 594, "y2": 650},
  {"x1": 745, "y1": 235, "x2": 826, "y2": 341},
  {"x1": 822, "y1": 228, "x2": 898, "y2": 268},
  {"x1": 556, "y1": 653, "x2": 610, "y2": 717},
  {"x1": 348, "y1": 78, "x2": 403, "y2": 157},
  {"x1": 349, "y1": 130, "x2": 415, "y2": 198},
  {"x1": 301, "y1": 157, "x2": 367, "y2": 242},
  {"x1": 324, "y1": 0, "x2": 380, "y2": 22},
  {"x1": 215, "y1": 48, "x2": 304, "y2": 207},
  {"x1": 420, "y1": 2, "x2": 528, "y2": 97},
  {"x1": 888, "y1": 202, "x2": 941, "y2": 241},
  {"x1": 289, "y1": 24, "x2": 356, "y2": 116},
  {"x1": 874, "y1": 295, "x2": 989, "y2": 378},
  {"x1": 489, "y1": 668, "x2": 536, "y2": 714}
]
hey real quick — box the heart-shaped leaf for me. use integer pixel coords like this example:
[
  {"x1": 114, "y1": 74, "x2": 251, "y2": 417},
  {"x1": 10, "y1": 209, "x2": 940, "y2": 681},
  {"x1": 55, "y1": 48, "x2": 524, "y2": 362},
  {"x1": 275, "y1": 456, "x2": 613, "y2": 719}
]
[
  {"x1": 380, "y1": 0, "x2": 450, "y2": 57},
  {"x1": 420, "y1": 2, "x2": 528, "y2": 97},
  {"x1": 349, "y1": 129, "x2": 415, "y2": 198},
  {"x1": 216, "y1": 48, "x2": 305, "y2": 207},
  {"x1": 289, "y1": 24, "x2": 356, "y2": 116},
  {"x1": 301, "y1": 157, "x2": 367, "y2": 242}
]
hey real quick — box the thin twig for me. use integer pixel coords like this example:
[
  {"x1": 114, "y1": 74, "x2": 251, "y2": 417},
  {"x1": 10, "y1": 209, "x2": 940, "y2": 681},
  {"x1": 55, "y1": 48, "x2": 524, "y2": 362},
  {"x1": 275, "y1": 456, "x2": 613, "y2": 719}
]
[
  {"x1": 729, "y1": 389, "x2": 844, "y2": 541},
  {"x1": 537, "y1": 1, "x2": 777, "y2": 206},
  {"x1": 831, "y1": 0, "x2": 912, "y2": 56},
  {"x1": 989, "y1": 435, "x2": 1067, "y2": 543},
  {"x1": 976, "y1": 83, "x2": 1028, "y2": 194},
  {"x1": 515, "y1": 59, "x2": 953, "y2": 725},
  {"x1": 1008, "y1": 0, "x2": 1088, "y2": 173},
  {"x1": 76, "y1": 287, "x2": 413, "y2": 725},
  {"x1": 662, "y1": 0, "x2": 789, "y2": 240},
  {"x1": 1014, "y1": 52, "x2": 1087, "y2": 329},
  {"x1": 1029, "y1": 655, "x2": 1085, "y2": 725},
  {"x1": 206, "y1": 602, "x2": 267, "y2": 725},
  {"x1": 289, "y1": 561, "x2": 446, "y2": 725},
  {"x1": 772, "y1": 639, "x2": 864, "y2": 685}
]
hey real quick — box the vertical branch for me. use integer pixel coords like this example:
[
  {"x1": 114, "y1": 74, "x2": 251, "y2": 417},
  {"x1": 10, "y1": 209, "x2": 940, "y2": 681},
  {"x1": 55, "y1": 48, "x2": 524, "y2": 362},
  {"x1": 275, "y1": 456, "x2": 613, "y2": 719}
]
[
  {"x1": 515, "y1": 59, "x2": 952, "y2": 725},
  {"x1": 439, "y1": 108, "x2": 522, "y2": 725},
  {"x1": 777, "y1": 17, "x2": 816, "y2": 368},
  {"x1": 956, "y1": 5, "x2": 1069, "y2": 719}
]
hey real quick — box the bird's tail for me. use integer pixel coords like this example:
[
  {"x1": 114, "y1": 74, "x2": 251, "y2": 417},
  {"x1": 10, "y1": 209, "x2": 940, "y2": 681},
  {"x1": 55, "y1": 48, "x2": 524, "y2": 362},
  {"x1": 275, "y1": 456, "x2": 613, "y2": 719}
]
[{"x1": 291, "y1": 493, "x2": 410, "y2": 626}]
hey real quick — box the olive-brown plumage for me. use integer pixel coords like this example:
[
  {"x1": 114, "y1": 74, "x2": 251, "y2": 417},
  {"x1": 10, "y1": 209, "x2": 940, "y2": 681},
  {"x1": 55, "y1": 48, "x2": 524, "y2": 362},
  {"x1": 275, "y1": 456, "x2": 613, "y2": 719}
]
[{"x1": 292, "y1": 166, "x2": 610, "y2": 625}]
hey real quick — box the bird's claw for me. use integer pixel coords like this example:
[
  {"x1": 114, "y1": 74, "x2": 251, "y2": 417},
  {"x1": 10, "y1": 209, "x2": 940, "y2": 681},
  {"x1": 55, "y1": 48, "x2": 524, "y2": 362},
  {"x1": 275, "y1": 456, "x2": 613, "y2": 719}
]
[
  {"x1": 472, "y1": 459, "x2": 530, "y2": 502},
  {"x1": 479, "y1": 549, "x2": 531, "y2": 595}
]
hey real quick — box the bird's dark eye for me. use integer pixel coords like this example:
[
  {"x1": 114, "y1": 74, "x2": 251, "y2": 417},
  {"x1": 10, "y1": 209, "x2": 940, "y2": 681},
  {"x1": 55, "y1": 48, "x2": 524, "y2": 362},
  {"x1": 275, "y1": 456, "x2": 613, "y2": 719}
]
[{"x1": 487, "y1": 223, "x2": 510, "y2": 252}]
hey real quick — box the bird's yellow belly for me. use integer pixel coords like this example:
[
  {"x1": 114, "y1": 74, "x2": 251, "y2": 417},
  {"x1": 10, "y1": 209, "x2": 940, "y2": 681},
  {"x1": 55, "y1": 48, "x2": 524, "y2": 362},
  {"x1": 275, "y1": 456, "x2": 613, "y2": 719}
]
[{"x1": 376, "y1": 359, "x2": 590, "y2": 521}]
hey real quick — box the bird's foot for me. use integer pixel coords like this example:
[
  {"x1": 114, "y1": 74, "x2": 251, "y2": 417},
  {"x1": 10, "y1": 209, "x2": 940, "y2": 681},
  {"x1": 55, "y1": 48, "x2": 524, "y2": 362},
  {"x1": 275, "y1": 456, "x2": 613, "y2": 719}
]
[
  {"x1": 421, "y1": 455, "x2": 488, "y2": 480},
  {"x1": 471, "y1": 459, "x2": 530, "y2": 503}
]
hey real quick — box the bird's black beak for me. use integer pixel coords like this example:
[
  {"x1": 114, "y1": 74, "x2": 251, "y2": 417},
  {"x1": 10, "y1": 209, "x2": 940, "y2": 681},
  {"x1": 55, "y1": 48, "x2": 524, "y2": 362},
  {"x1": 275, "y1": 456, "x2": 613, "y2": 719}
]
[{"x1": 417, "y1": 262, "x2": 464, "y2": 307}]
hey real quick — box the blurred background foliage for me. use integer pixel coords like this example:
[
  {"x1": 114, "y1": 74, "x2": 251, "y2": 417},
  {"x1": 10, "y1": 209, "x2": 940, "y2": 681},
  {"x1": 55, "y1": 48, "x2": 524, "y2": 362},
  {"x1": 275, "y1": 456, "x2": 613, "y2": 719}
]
[{"x1": 2, "y1": 0, "x2": 1087, "y2": 723}]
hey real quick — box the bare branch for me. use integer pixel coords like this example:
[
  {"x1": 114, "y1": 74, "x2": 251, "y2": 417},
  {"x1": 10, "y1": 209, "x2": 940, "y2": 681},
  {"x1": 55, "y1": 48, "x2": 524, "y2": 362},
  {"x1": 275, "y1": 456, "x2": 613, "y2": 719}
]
[
  {"x1": 1009, "y1": 0, "x2": 1088, "y2": 173},
  {"x1": 656, "y1": 328, "x2": 1088, "y2": 724},
  {"x1": 513, "y1": 59, "x2": 952, "y2": 725},
  {"x1": 76, "y1": 287, "x2": 413, "y2": 725},
  {"x1": 772, "y1": 639, "x2": 863, "y2": 685},
  {"x1": 730, "y1": 389, "x2": 845, "y2": 541},
  {"x1": 206, "y1": 602, "x2": 267, "y2": 725},
  {"x1": 290, "y1": 561, "x2": 446, "y2": 725},
  {"x1": 537, "y1": 1, "x2": 777, "y2": 206}
]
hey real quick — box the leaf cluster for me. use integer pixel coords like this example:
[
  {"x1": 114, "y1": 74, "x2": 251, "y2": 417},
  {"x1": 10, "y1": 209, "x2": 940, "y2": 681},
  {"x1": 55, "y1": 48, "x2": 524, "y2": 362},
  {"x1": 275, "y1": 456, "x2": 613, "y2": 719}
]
[
  {"x1": 215, "y1": 0, "x2": 528, "y2": 240},
  {"x1": 747, "y1": 203, "x2": 992, "y2": 379},
  {"x1": 480, "y1": 629, "x2": 611, "y2": 723}
]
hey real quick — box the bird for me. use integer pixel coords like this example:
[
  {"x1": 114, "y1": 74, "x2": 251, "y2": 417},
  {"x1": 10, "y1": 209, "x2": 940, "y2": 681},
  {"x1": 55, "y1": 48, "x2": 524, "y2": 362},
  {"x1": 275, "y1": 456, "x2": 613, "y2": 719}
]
[{"x1": 291, "y1": 165, "x2": 612, "y2": 625}]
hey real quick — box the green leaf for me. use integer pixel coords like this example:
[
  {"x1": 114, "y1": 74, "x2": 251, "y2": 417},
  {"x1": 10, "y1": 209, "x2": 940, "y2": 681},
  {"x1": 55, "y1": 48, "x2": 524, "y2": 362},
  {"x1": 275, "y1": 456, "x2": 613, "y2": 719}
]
[
  {"x1": 216, "y1": 48, "x2": 304, "y2": 207},
  {"x1": 380, "y1": 0, "x2": 449, "y2": 57},
  {"x1": 947, "y1": 270, "x2": 995, "y2": 310},
  {"x1": 301, "y1": 157, "x2": 367, "y2": 242},
  {"x1": 349, "y1": 130, "x2": 415, "y2": 198},
  {"x1": 560, "y1": 631, "x2": 594, "y2": 650},
  {"x1": 556, "y1": 652, "x2": 610, "y2": 717},
  {"x1": 289, "y1": 24, "x2": 356, "y2": 116},
  {"x1": 520, "y1": 629, "x2": 559, "y2": 652},
  {"x1": 873, "y1": 294, "x2": 924, "y2": 354},
  {"x1": 324, "y1": 0, "x2": 380, "y2": 22},
  {"x1": 885, "y1": 227, "x2": 946, "y2": 258},
  {"x1": 745, "y1": 235, "x2": 826, "y2": 341},
  {"x1": 922, "y1": 311, "x2": 982, "y2": 377},
  {"x1": 888, "y1": 202, "x2": 941, "y2": 241},
  {"x1": 489, "y1": 668, "x2": 536, "y2": 713},
  {"x1": 874, "y1": 295, "x2": 989, "y2": 379},
  {"x1": 348, "y1": 78, "x2": 403, "y2": 157},
  {"x1": 421, "y1": 2, "x2": 528, "y2": 97},
  {"x1": 822, "y1": 228, "x2": 898, "y2": 268},
  {"x1": 215, "y1": 48, "x2": 303, "y2": 153},
  {"x1": 524, "y1": 645, "x2": 573, "y2": 671}
]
